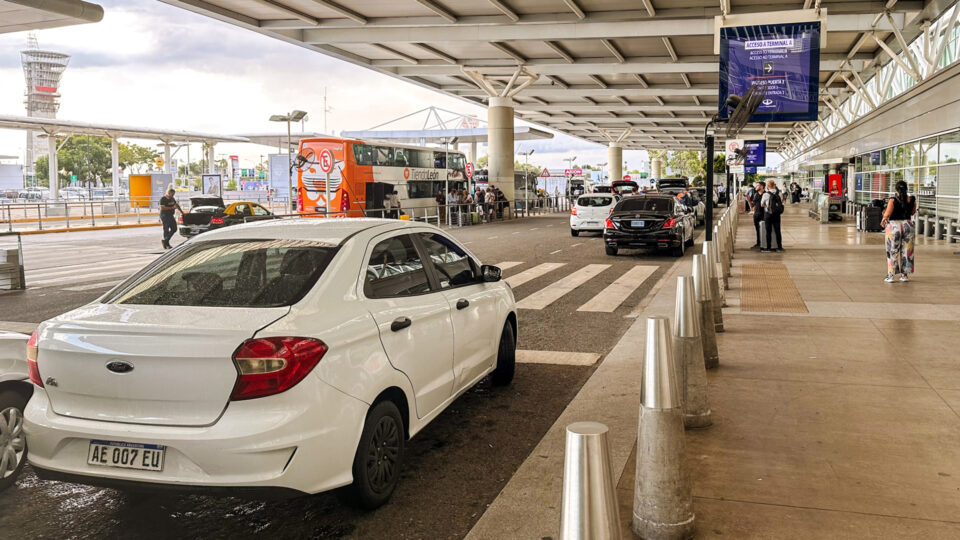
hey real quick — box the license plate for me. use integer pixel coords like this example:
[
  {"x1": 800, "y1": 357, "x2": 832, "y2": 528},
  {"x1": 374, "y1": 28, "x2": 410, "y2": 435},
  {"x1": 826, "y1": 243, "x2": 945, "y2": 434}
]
[
  {"x1": 584, "y1": 221, "x2": 597, "y2": 226},
  {"x1": 87, "y1": 440, "x2": 166, "y2": 472},
  {"x1": 631, "y1": 220, "x2": 645, "y2": 227}
]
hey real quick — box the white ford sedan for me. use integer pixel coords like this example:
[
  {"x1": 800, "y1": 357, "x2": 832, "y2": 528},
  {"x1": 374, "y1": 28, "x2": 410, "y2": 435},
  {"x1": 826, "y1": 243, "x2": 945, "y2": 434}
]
[{"x1": 24, "y1": 218, "x2": 517, "y2": 508}]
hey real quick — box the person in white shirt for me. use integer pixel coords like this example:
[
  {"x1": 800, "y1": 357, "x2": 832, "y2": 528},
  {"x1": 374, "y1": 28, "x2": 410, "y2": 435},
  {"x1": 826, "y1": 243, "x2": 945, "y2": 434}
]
[{"x1": 760, "y1": 179, "x2": 784, "y2": 252}]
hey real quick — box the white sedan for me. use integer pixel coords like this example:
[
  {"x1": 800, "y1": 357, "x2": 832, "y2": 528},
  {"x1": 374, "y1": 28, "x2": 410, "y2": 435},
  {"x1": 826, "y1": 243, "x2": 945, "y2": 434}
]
[
  {"x1": 1, "y1": 331, "x2": 31, "y2": 491},
  {"x1": 570, "y1": 193, "x2": 618, "y2": 236},
  {"x1": 24, "y1": 218, "x2": 517, "y2": 508}
]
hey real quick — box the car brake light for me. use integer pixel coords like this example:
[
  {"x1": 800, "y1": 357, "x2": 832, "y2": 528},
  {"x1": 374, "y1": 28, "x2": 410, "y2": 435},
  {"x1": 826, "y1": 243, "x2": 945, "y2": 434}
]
[
  {"x1": 571, "y1": 207, "x2": 578, "y2": 216},
  {"x1": 661, "y1": 217, "x2": 677, "y2": 229},
  {"x1": 230, "y1": 337, "x2": 327, "y2": 400},
  {"x1": 211, "y1": 217, "x2": 224, "y2": 225},
  {"x1": 27, "y1": 331, "x2": 42, "y2": 387},
  {"x1": 178, "y1": 215, "x2": 183, "y2": 224},
  {"x1": 605, "y1": 218, "x2": 616, "y2": 230}
]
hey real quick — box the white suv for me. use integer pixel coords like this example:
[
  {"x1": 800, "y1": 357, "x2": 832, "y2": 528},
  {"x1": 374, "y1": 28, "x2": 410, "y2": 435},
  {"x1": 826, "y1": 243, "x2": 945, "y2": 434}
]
[
  {"x1": 1, "y1": 331, "x2": 31, "y2": 492},
  {"x1": 24, "y1": 219, "x2": 517, "y2": 508},
  {"x1": 570, "y1": 194, "x2": 618, "y2": 236}
]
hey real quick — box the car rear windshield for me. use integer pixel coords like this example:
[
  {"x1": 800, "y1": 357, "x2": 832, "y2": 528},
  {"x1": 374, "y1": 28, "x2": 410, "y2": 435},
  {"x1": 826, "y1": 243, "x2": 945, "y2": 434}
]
[
  {"x1": 104, "y1": 239, "x2": 337, "y2": 307},
  {"x1": 616, "y1": 198, "x2": 674, "y2": 213},
  {"x1": 191, "y1": 206, "x2": 222, "y2": 213},
  {"x1": 577, "y1": 196, "x2": 613, "y2": 207}
]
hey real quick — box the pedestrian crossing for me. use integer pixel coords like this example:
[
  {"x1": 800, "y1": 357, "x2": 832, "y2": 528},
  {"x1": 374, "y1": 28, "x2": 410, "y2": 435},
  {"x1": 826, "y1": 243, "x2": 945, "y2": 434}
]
[
  {"x1": 20, "y1": 243, "x2": 162, "y2": 291},
  {"x1": 495, "y1": 260, "x2": 659, "y2": 314}
]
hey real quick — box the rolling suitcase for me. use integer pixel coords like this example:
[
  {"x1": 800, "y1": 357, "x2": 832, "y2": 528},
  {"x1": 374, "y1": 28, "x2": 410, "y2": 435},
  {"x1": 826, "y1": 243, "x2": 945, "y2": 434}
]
[{"x1": 863, "y1": 207, "x2": 884, "y2": 232}]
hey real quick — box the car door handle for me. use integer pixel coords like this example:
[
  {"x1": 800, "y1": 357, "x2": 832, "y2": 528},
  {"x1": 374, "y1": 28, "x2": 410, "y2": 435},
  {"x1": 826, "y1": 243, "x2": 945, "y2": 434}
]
[
  {"x1": 390, "y1": 317, "x2": 412, "y2": 332},
  {"x1": 456, "y1": 299, "x2": 469, "y2": 310}
]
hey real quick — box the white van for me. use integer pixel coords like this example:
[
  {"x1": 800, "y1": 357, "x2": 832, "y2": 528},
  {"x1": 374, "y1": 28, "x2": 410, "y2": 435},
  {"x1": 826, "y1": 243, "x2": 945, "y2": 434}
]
[{"x1": 570, "y1": 193, "x2": 617, "y2": 236}]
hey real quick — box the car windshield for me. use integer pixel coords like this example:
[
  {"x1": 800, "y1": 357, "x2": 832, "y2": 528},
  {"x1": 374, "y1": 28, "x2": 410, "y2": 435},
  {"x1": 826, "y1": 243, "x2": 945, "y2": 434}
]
[
  {"x1": 616, "y1": 197, "x2": 674, "y2": 213},
  {"x1": 104, "y1": 239, "x2": 337, "y2": 307},
  {"x1": 577, "y1": 196, "x2": 613, "y2": 207}
]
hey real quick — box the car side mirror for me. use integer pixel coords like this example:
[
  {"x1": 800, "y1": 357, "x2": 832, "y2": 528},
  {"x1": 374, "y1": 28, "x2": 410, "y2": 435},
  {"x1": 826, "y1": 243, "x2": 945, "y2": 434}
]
[{"x1": 481, "y1": 264, "x2": 502, "y2": 282}]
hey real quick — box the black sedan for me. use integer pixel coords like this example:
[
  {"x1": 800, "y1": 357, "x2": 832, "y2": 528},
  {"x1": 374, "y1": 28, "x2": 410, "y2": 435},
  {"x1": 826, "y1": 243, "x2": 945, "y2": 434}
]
[{"x1": 602, "y1": 195, "x2": 696, "y2": 257}]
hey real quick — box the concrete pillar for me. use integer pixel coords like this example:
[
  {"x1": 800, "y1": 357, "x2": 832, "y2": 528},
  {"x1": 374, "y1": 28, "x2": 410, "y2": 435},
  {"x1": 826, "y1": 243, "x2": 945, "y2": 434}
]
[
  {"x1": 608, "y1": 143, "x2": 622, "y2": 183},
  {"x1": 488, "y1": 96, "x2": 515, "y2": 201},
  {"x1": 111, "y1": 138, "x2": 120, "y2": 199},
  {"x1": 207, "y1": 144, "x2": 216, "y2": 174},
  {"x1": 469, "y1": 141, "x2": 478, "y2": 167},
  {"x1": 651, "y1": 156, "x2": 663, "y2": 180},
  {"x1": 47, "y1": 133, "x2": 59, "y2": 201},
  {"x1": 164, "y1": 143, "x2": 172, "y2": 182}
]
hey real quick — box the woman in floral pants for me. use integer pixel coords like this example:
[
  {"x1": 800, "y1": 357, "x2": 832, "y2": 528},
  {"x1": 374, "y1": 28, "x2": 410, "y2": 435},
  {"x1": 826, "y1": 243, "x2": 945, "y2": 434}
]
[{"x1": 881, "y1": 180, "x2": 916, "y2": 283}]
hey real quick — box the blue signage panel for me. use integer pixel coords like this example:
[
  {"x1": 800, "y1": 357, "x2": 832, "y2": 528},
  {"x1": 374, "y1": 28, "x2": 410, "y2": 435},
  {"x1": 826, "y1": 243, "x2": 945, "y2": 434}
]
[
  {"x1": 745, "y1": 167, "x2": 757, "y2": 174},
  {"x1": 744, "y1": 140, "x2": 766, "y2": 167},
  {"x1": 719, "y1": 22, "x2": 820, "y2": 122}
]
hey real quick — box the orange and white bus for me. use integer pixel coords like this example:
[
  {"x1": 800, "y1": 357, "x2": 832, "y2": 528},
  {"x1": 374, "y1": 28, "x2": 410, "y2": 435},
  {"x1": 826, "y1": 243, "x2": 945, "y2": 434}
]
[{"x1": 295, "y1": 137, "x2": 467, "y2": 218}]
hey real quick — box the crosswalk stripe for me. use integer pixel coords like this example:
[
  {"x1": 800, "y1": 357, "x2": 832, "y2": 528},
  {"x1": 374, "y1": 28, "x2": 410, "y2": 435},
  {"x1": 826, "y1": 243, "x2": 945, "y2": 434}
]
[
  {"x1": 516, "y1": 350, "x2": 600, "y2": 366},
  {"x1": 504, "y1": 262, "x2": 566, "y2": 288},
  {"x1": 63, "y1": 280, "x2": 124, "y2": 292},
  {"x1": 517, "y1": 264, "x2": 610, "y2": 310},
  {"x1": 30, "y1": 266, "x2": 146, "y2": 288},
  {"x1": 494, "y1": 261, "x2": 523, "y2": 271},
  {"x1": 26, "y1": 258, "x2": 155, "y2": 280},
  {"x1": 577, "y1": 265, "x2": 658, "y2": 313}
]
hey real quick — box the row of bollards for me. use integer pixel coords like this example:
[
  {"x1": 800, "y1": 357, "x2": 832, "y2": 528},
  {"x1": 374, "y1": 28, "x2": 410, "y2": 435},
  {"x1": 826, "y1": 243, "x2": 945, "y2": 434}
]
[{"x1": 560, "y1": 200, "x2": 741, "y2": 539}]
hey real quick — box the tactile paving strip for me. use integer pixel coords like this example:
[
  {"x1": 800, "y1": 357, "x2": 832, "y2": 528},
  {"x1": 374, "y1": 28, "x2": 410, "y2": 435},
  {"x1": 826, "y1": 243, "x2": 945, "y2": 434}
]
[{"x1": 739, "y1": 263, "x2": 809, "y2": 313}]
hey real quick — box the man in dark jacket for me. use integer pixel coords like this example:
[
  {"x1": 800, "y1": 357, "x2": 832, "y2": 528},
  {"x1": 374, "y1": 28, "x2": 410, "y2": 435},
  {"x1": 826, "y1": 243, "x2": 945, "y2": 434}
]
[{"x1": 748, "y1": 182, "x2": 764, "y2": 249}]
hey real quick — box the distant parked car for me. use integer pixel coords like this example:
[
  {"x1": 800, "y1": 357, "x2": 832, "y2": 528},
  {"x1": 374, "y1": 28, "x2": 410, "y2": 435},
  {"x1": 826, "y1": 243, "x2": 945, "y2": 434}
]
[
  {"x1": 0, "y1": 331, "x2": 31, "y2": 492},
  {"x1": 603, "y1": 194, "x2": 696, "y2": 257},
  {"x1": 178, "y1": 197, "x2": 274, "y2": 237},
  {"x1": 571, "y1": 193, "x2": 617, "y2": 236}
]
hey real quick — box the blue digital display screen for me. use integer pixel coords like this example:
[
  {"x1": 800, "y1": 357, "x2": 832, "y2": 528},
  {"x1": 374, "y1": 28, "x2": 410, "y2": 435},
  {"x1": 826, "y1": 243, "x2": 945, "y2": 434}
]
[
  {"x1": 744, "y1": 140, "x2": 766, "y2": 167},
  {"x1": 719, "y1": 22, "x2": 820, "y2": 122}
]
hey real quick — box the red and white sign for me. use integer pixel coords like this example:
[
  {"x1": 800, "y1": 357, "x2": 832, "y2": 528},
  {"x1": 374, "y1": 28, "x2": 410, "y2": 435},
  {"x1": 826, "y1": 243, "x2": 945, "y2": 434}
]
[
  {"x1": 403, "y1": 168, "x2": 411, "y2": 180},
  {"x1": 465, "y1": 162, "x2": 474, "y2": 179},
  {"x1": 318, "y1": 148, "x2": 334, "y2": 174},
  {"x1": 34, "y1": 86, "x2": 56, "y2": 93},
  {"x1": 623, "y1": 174, "x2": 631, "y2": 181},
  {"x1": 540, "y1": 168, "x2": 551, "y2": 178},
  {"x1": 460, "y1": 116, "x2": 480, "y2": 129},
  {"x1": 564, "y1": 168, "x2": 583, "y2": 176}
]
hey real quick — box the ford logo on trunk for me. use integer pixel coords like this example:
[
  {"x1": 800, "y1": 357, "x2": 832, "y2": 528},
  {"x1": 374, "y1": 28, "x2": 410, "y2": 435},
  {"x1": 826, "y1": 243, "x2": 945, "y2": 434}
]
[{"x1": 106, "y1": 361, "x2": 134, "y2": 374}]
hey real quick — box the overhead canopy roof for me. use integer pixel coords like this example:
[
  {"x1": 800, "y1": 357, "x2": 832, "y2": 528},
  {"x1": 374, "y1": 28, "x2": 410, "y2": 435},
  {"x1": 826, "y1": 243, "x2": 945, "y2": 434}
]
[
  {"x1": 158, "y1": 0, "x2": 941, "y2": 153},
  {"x1": 0, "y1": 114, "x2": 250, "y2": 143},
  {"x1": 1, "y1": 0, "x2": 103, "y2": 33},
  {"x1": 341, "y1": 125, "x2": 553, "y2": 144},
  {"x1": 233, "y1": 132, "x2": 329, "y2": 147}
]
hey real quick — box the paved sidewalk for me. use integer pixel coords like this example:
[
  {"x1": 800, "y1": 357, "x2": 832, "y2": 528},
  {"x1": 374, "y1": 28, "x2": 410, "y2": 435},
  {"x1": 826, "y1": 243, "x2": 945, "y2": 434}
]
[{"x1": 468, "y1": 205, "x2": 960, "y2": 539}]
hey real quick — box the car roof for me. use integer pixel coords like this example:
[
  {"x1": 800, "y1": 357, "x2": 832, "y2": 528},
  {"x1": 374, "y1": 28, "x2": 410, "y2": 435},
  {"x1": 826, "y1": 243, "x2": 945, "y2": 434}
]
[{"x1": 193, "y1": 217, "x2": 432, "y2": 245}]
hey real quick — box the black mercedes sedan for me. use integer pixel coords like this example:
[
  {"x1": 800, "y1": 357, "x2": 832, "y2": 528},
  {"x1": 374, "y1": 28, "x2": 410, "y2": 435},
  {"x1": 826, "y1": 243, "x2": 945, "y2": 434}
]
[{"x1": 602, "y1": 195, "x2": 696, "y2": 257}]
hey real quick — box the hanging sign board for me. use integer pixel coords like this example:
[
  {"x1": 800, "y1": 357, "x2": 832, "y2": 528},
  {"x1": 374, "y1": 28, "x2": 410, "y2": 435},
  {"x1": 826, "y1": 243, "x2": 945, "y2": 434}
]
[
  {"x1": 718, "y1": 14, "x2": 822, "y2": 123},
  {"x1": 743, "y1": 140, "x2": 767, "y2": 167}
]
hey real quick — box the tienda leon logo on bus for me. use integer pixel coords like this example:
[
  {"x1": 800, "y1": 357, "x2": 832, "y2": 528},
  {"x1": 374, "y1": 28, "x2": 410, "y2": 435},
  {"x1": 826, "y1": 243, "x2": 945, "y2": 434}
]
[
  {"x1": 744, "y1": 38, "x2": 794, "y2": 50},
  {"x1": 403, "y1": 168, "x2": 410, "y2": 180}
]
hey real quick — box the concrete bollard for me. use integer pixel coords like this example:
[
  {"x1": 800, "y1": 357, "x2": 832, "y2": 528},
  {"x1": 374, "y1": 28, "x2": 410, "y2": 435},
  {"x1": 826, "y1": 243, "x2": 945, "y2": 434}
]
[
  {"x1": 632, "y1": 316, "x2": 696, "y2": 540},
  {"x1": 716, "y1": 222, "x2": 731, "y2": 281},
  {"x1": 692, "y1": 254, "x2": 719, "y2": 369},
  {"x1": 561, "y1": 422, "x2": 622, "y2": 540},
  {"x1": 674, "y1": 276, "x2": 713, "y2": 429},
  {"x1": 702, "y1": 240, "x2": 728, "y2": 320}
]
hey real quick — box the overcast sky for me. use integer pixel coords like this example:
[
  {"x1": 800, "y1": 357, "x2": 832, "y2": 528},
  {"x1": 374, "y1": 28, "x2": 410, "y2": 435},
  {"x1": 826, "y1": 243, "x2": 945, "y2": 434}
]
[{"x1": 0, "y1": 1, "x2": 658, "y2": 172}]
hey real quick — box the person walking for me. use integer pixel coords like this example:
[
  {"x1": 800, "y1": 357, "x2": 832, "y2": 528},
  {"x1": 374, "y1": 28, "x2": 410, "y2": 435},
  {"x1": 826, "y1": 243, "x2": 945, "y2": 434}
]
[
  {"x1": 881, "y1": 180, "x2": 916, "y2": 283},
  {"x1": 158, "y1": 188, "x2": 182, "y2": 250},
  {"x1": 761, "y1": 179, "x2": 784, "y2": 252},
  {"x1": 485, "y1": 187, "x2": 496, "y2": 222},
  {"x1": 435, "y1": 189, "x2": 445, "y2": 222},
  {"x1": 748, "y1": 182, "x2": 765, "y2": 249},
  {"x1": 384, "y1": 190, "x2": 400, "y2": 219}
]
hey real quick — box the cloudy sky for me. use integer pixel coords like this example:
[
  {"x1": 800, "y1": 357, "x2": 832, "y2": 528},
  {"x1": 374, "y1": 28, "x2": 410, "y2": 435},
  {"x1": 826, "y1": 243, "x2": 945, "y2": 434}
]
[{"x1": 0, "y1": 0, "x2": 659, "y2": 174}]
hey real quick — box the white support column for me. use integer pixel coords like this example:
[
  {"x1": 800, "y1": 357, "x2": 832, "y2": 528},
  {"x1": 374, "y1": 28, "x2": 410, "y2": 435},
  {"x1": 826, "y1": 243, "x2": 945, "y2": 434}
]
[
  {"x1": 111, "y1": 137, "x2": 120, "y2": 199},
  {"x1": 207, "y1": 144, "x2": 216, "y2": 174},
  {"x1": 47, "y1": 133, "x2": 59, "y2": 201},
  {"x1": 488, "y1": 96, "x2": 515, "y2": 201},
  {"x1": 608, "y1": 143, "x2": 623, "y2": 183},
  {"x1": 164, "y1": 143, "x2": 172, "y2": 182},
  {"x1": 469, "y1": 141, "x2": 478, "y2": 166}
]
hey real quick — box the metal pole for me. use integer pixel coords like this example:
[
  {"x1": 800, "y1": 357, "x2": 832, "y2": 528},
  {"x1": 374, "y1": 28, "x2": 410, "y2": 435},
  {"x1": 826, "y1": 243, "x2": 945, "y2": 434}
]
[
  {"x1": 287, "y1": 118, "x2": 293, "y2": 212},
  {"x1": 445, "y1": 140, "x2": 449, "y2": 226},
  {"x1": 705, "y1": 132, "x2": 715, "y2": 241},
  {"x1": 325, "y1": 170, "x2": 330, "y2": 216}
]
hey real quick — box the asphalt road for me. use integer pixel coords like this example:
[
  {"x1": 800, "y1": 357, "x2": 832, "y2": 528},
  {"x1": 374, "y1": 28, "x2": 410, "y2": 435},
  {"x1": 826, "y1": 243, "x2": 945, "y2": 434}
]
[{"x1": 0, "y1": 213, "x2": 693, "y2": 539}]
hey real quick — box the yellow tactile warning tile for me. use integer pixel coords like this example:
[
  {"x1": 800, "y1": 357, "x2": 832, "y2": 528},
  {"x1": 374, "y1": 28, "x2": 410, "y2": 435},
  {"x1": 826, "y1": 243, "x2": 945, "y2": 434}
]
[{"x1": 740, "y1": 263, "x2": 809, "y2": 313}]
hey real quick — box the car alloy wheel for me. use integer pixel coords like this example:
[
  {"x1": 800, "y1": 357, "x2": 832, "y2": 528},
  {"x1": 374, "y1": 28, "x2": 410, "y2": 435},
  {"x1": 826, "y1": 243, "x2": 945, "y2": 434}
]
[
  {"x1": 0, "y1": 405, "x2": 26, "y2": 482},
  {"x1": 365, "y1": 415, "x2": 401, "y2": 495}
]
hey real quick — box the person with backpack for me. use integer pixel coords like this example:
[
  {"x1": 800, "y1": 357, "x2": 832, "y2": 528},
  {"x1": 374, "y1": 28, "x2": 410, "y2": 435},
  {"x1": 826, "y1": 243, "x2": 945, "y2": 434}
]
[
  {"x1": 761, "y1": 179, "x2": 784, "y2": 252},
  {"x1": 881, "y1": 180, "x2": 916, "y2": 283},
  {"x1": 748, "y1": 182, "x2": 765, "y2": 249}
]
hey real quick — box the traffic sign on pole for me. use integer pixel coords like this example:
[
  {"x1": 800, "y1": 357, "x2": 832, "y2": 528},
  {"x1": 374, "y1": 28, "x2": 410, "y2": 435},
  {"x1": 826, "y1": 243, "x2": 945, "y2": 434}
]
[
  {"x1": 540, "y1": 167, "x2": 550, "y2": 178},
  {"x1": 318, "y1": 149, "x2": 334, "y2": 174},
  {"x1": 465, "y1": 162, "x2": 474, "y2": 179},
  {"x1": 623, "y1": 174, "x2": 631, "y2": 182}
]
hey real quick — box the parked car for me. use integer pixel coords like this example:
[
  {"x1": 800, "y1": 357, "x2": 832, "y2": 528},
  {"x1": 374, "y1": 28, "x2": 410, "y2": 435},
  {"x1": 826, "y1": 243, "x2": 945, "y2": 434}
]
[
  {"x1": 611, "y1": 180, "x2": 639, "y2": 196},
  {"x1": 24, "y1": 219, "x2": 517, "y2": 509},
  {"x1": 592, "y1": 185, "x2": 613, "y2": 194},
  {"x1": 178, "y1": 197, "x2": 274, "y2": 238},
  {"x1": 0, "y1": 331, "x2": 31, "y2": 492},
  {"x1": 571, "y1": 193, "x2": 617, "y2": 236},
  {"x1": 603, "y1": 195, "x2": 696, "y2": 257},
  {"x1": 659, "y1": 180, "x2": 705, "y2": 227}
]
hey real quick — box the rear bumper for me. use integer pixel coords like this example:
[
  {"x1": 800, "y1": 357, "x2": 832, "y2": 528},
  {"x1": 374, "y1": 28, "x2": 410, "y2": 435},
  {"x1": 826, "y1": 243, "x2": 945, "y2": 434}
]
[
  {"x1": 603, "y1": 228, "x2": 681, "y2": 248},
  {"x1": 24, "y1": 376, "x2": 369, "y2": 495}
]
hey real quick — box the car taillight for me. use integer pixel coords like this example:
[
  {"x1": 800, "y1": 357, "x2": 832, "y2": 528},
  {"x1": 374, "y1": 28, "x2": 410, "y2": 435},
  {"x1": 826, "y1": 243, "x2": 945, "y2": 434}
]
[
  {"x1": 178, "y1": 215, "x2": 183, "y2": 224},
  {"x1": 605, "y1": 218, "x2": 616, "y2": 230},
  {"x1": 27, "y1": 330, "x2": 42, "y2": 387},
  {"x1": 571, "y1": 207, "x2": 578, "y2": 216},
  {"x1": 211, "y1": 217, "x2": 224, "y2": 225},
  {"x1": 230, "y1": 337, "x2": 327, "y2": 400},
  {"x1": 661, "y1": 217, "x2": 677, "y2": 229}
]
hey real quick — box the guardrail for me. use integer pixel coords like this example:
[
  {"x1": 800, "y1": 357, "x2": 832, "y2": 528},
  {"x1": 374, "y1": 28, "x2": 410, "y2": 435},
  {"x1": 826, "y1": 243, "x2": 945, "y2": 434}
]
[{"x1": 0, "y1": 232, "x2": 25, "y2": 290}]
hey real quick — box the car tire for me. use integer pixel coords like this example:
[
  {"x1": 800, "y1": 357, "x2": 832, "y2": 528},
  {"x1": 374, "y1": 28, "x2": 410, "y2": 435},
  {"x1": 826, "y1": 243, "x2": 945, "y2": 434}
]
[
  {"x1": 0, "y1": 389, "x2": 28, "y2": 492},
  {"x1": 685, "y1": 234, "x2": 695, "y2": 248},
  {"x1": 491, "y1": 322, "x2": 516, "y2": 386},
  {"x1": 673, "y1": 234, "x2": 686, "y2": 257},
  {"x1": 570, "y1": 229, "x2": 579, "y2": 237},
  {"x1": 605, "y1": 246, "x2": 618, "y2": 256},
  {"x1": 344, "y1": 400, "x2": 405, "y2": 510}
]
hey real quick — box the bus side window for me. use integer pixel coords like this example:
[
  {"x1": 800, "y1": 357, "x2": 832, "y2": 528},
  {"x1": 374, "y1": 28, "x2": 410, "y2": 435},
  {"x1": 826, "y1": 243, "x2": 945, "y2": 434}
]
[
  {"x1": 353, "y1": 144, "x2": 374, "y2": 166},
  {"x1": 434, "y1": 152, "x2": 446, "y2": 169}
]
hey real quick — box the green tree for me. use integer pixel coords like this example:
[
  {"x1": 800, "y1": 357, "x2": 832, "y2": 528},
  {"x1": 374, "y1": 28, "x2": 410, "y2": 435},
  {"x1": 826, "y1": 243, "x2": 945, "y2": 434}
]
[
  {"x1": 476, "y1": 155, "x2": 489, "y2": 168},
  {"x1": 34, "y1": 135, "x2": 113, "y2": 189},
  {"x1": 714, "y1": 153, "x2": 727, "y2": 173},
  {"x1": 666, "y1": 150, "x2": 706, "y2": 179},
  {"x1": 225, "y1": 179, "x2": 237, "y2": 190},
  {"x1": 118, "y1": 143, "x2": 159, "y2": 173}
]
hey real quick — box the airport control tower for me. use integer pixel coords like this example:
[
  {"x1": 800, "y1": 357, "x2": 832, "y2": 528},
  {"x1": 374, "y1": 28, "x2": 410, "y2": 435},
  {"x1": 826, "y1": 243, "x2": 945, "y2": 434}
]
[{"x1": 21, "y1": 34, "x2": 69, "y2": 182}]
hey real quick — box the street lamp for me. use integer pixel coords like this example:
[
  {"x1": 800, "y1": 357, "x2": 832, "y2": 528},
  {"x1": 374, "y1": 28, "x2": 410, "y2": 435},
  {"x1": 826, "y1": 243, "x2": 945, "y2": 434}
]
[
  {"x1": 598, "y1": 162, "x2": 608, "y2": 186},
  {"x1": 518, "y1": 148, "x2": 535, "y2": 212},
  {"x1": 563, "y1": 156, "x2": 577, "y2": 198},
  {"x1": 270, "y1": 109, "x2": 308, "y2": 211}
]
